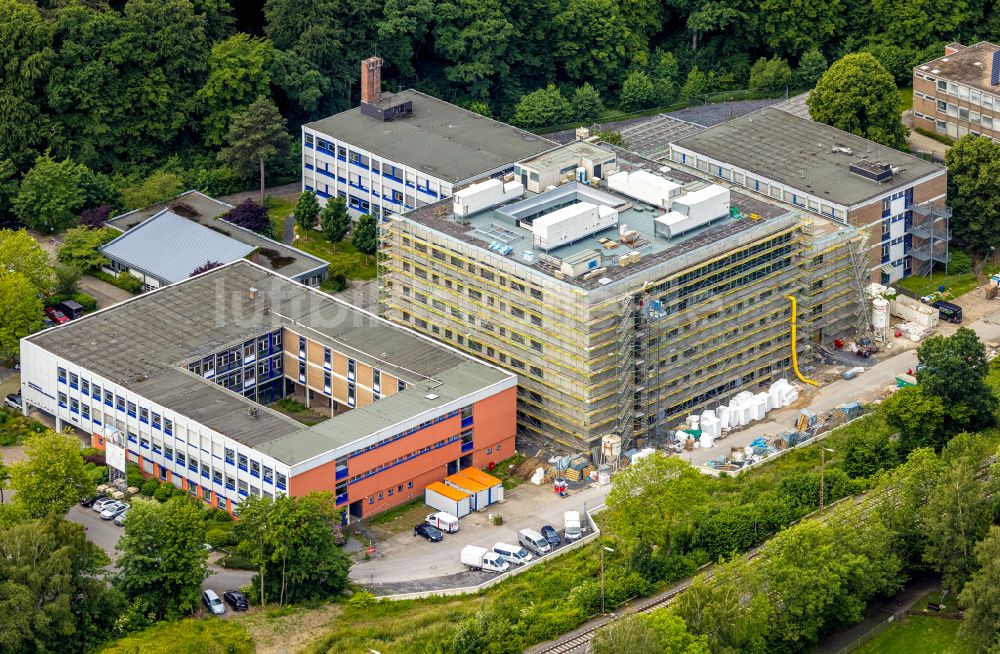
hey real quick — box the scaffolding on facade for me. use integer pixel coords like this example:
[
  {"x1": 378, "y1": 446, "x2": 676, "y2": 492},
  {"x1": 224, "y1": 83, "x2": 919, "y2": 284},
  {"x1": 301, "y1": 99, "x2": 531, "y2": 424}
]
[{"x1": 376, "y1": 216, "x2": 395, "y2": 318}]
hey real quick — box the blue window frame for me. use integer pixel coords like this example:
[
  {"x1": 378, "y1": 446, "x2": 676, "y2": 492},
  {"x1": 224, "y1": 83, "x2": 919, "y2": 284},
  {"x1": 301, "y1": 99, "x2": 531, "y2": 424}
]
[
  {"x1": 58, "y1": 367, "x2": 67, "y2": 384},
  {"x1": 69, "y1": 372, "x2": 78, "y2": 389},
  {"x1": 126, "y1": 401, "x2": 136, "y2": 418}
]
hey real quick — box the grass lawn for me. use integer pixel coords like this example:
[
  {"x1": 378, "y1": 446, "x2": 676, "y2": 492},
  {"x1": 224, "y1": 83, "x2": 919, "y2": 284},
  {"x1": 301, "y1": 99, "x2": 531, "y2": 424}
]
[
  {"x1": 896, "y1": 263, "x2": 1000, "y2": 300},
  {"x1": 268, "y1": 398, "x2": 328, "y2": 426},
  {"x1": 293, "y1": 226, "x2": 377, "y2": 280},
  {"x1": 855, "y1": 616, "x2": 974, "y2": 654},
  {"x1": 899, "y1": 86, "x2": 914, "y2": 111}
]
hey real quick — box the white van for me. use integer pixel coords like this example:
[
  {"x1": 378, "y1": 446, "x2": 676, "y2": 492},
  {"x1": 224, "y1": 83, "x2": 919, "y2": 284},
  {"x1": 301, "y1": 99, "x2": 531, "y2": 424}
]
[
  {"x1": 493, "y1": 542, "x2": 533, "y2": 565},
  {"x1": 425, "y1": 512, "x2": 460, "y2": 533},
  {"x1": 564, "y1": 510, "x2": 582, "y2": 541},
  {"x1": 518, "y1": 528, "x2": 551, "y2": 556}
]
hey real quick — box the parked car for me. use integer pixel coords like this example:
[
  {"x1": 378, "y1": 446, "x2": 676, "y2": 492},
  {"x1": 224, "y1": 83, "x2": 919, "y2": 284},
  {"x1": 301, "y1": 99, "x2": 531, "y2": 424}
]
[
  {"x1": 425, "y1": 511, "x2": 460, "y2": 533},
  {"x1": 223, "y1": 590, "x2": 249, "y2": 611},
  {"x1": 100, "y1": 501, "x2": 129, "y2": 520},
  {"x1": 55, "y1": 300, "x2": 84, "y2": 320},
  {"x1": 540, "y1": 525, "x2": 561, "y2": 546},
  {"x1": 4, "y1": 393, "x2": 21, "y2": 410},
  {"x1": 518, "y1": 529, "x2": 552, "y2": 557},
  {"x1": 92, "y1": 497, "x2": 116, "y2": 513},
  {"x1": 44, "y1": 307, "x2": 69, "y2": 324},
  {"x1": 202, "y1": 543, "x2": 215, "y2": 553},
  {"x1": 80, "y1": 494, "x2": 105, "y2": 508},
  {"x1": 42, "y1": 317, "x2": 55, "y2": 329},
  {"x1": 493, "y1": 542, "x2": 533, "y2": 565},
  {"x1": 460, "y1": 545, "x2": 509, "y2": 574},
  {"x1": 114, "y1": 509, "x2": 130, "y2": 526},
  {"x1": 414, "y1": 523, "x2": 444, "y2": 542},
  {"x1": 202, "y1": 589, "x2": 226, "y2": 615}
]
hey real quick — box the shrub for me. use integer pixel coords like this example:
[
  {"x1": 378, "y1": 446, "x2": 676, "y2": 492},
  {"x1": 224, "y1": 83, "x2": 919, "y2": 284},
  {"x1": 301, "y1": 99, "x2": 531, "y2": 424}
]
[
  {"x1": 620, "y1": 71, "x2": 655, "y2": 112},
  {"x1": 205, "y1": 527, "x2": 234, "y2": 550},
  {"x1": 948, "y1": 249, "x2": 973, "y2": 274},
  {"x1": 115, "y1": 272, "x2": 144, "y2": 293},
  {"x1": 125, "y1": 463, "x2": 144, "y2": 488},
  {"x1": 348, "y1": 590, "x2": 377, "y2": 608},
  {"x1": 153, "y1": 483, "x2": 174, "y2": 503},
  {"x1": 523, "y1": 606, "x2": 586, "y2": 642},
  {"x1": 141, "y1": 479, "x2": 160, "y2": 497}
]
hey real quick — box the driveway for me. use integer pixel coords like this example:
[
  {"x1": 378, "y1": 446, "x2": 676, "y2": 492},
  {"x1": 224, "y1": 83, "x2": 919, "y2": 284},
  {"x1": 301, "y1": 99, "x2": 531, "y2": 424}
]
[{"x1": 79, "y1": 275, "x2": 133, "y2": 309}]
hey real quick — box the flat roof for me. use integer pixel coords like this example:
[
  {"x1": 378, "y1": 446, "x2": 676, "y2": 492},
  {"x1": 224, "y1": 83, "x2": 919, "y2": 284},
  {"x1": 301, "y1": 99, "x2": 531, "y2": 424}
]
[
  {"x1": 518, "y1": 140, "x2": 615, "y2": 171},
  {"x1": 673, "y1": 107, "x2": 945, "y2": 207},
  {"x1": 304, "y1": 89, "x2": 556, "y2": 184},
  {"x1": 27, "y1": 261, "x2": 512, "y2": 465},
  {"x1": 401, "y1": 144, "x2": 793, "y2": 290},
  {"x1": 107, "y1": 191, "x2": 328, "y2": 280},
  {"x1": 618, "y1": 115, "x2": 706, "y2": 160},
  {"x1": 454, "y1": 467, "x2": 501, "y2": 487},
  {"x1": 425, "y1": 482, "x2": 469, "y2": 501},
  {"x1": 101, "y1": 210, "x2": 257, "y2": 283},
  {"x1": 917, "y1": 42, "x2": 1000, "y2": 95}
]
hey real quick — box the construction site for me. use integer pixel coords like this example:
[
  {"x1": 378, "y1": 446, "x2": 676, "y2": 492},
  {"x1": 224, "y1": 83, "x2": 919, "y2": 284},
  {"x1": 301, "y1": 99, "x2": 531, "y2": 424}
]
[{"x1": 377, "y1": 140, "x2": 872, "y2": 452}]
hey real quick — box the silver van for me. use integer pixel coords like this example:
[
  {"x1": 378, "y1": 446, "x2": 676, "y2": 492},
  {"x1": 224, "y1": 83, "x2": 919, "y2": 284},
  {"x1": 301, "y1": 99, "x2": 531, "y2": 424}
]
[
  {"x1": 518, "y1": 528, "x2": 551, "y2": 556},
  {"x1": 493, "y1": 541, "x2": 533, "y2": 565}
]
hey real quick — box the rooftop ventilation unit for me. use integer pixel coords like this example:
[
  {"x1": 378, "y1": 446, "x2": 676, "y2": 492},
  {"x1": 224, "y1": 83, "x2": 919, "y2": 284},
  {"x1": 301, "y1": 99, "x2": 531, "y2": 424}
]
[
  {"x1": 606, "y1": 170, "x2": 682, "y2": 208},
  {"x1": 849, "y1": 160, "x2": 894, "y2": 183},
  {"x1": 654, "y1": 185, "x2": 731, "y2": 240},
  {"x1": 452, "y1": 178, "x2": 523, "y2": 216},
  {"x1": 831, "y1": 145, "x2": 854, "y2": 155},
  {"x1": 532, "y1": 202, "x2": 618, "y2": 250}
]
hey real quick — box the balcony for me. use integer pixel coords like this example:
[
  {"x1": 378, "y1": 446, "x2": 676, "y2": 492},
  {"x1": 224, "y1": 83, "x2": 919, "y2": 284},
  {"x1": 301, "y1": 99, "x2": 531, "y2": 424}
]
[{"x1": 909, "y1": 245, "x2": 950, "y2": 263}]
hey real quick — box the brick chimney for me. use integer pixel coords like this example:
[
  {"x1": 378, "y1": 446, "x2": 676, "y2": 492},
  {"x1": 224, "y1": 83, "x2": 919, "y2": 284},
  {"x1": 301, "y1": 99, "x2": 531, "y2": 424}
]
[{"x1": 361, "y1": 57, "x2": 383, "y2": 104}]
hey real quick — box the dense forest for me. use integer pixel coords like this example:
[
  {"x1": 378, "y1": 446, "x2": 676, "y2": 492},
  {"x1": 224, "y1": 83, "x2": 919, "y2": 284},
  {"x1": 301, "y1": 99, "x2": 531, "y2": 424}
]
[{"x1": 1, "y1": 0, "x2": 998, "y2": 218}]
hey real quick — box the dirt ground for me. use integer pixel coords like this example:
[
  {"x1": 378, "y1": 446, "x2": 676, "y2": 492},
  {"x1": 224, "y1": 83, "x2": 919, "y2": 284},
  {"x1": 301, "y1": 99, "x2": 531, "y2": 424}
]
[{"x1": 235, "y1": 602, "x2": 344, "y2": 654}]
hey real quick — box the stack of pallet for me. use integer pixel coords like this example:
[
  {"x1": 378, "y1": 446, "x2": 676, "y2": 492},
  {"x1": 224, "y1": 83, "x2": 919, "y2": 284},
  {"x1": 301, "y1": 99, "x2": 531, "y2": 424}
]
[{"x1": 564, "y1": 467, "x2": 581, "y2": 481}]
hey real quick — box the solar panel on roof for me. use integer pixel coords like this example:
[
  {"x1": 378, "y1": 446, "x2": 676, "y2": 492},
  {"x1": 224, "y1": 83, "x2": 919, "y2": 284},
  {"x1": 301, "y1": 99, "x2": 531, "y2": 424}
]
[{"x1": 992, "y1": 50, "x2": 1000, "y2": 85}]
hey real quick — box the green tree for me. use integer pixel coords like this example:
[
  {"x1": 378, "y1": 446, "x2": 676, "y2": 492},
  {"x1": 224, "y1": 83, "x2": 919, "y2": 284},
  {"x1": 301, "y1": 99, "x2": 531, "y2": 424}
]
[
  {"x1": 759, "y1": 0, "x2": 842, "y2": 56},
  {"x1": 12, "y1": 153, "x2": 91, "y2": 234},
  {"x1": 795, "y1": 48, "x2": 828, "y2": 89},
  {"x1": 644, "y1": 610, "x2": 711, "y2": 653},
  {"x1": 959, "y1": 525, "x2": 1000, "y2": 650},
  {"x1": 620, "y1": 70, "x2": 656, "y2": 112},
  {"x1": 0, "y1": 272, "x2": 43, "y2": 361},
  {"x1": 96, "y1": 619, "x2": 254, "y2": 654},
  {"x1": 352, "y1": 214, "x2": 378, "y2": 256},
  {"x1": 512, "y1": 84, "x2": 573, "y2": 128},
  {"x1": 57, "y1": 226, "x2": 117, "y2": 272},
  {"x1": 466, "y1": 101, "x2": 493, "y2": 118},
  {"x1": 874, "y1": 448, "x2": 945, "y2": 566},
  {"x1": 451, "y1": 608, "x2": 521, "y2": 654},
  {"x1": 921, "y1": 448, "x2": 993, "y2": 591},
  {"x1": 606, "y1": 453, "x2": 707, "y2": 555},
  {"x1": 591, "y1": 615, "x2": 663, "y2": 654},
  {"x1": 652, "y1": 50, "x2": 681, "y2": 106},
  {"x1": 0, "y1": 228, "x2": 53, "y2": 291},
  {"x1": 0, "y1": 515, "x2": 123, "y2": 654},
  {"x1": 53, "y1": 262, "x2": 81, "y2": 296},
  {"x1": 551, "y1": 0, "x2": 637, "y2": 92},
  {"x1": 0, "y1": 159, "x2": 18, "y2": 219},
  {"x1": 219, "y1": 96, "x2": 291, "y2": 203},
  {"x1": 320, "y1": 196, "x2": 350, "y2": 244},
  {"x1": 572, "y1": 83, "x2": 604, "y2": 122},
  {"x1": 116, "y1": 497, "x2": 209, "y2": 620},
  {"x1": 294, "y1": 191, "x2": 320, "y2": 232},
  {"x1": 842, "y1": 424, "x2": 897, "y2": 478},
  {"x1": 433, "y1": 0, "x2": 515, "y2": 101},
  {"x1": 916, "y1": 327, "x2": 997, "y2": 432},
  {"x1": 945, "y1": 135, "x2": 1000, "y2": 253},
  {"x1": 197, "y1": 34, "x2": 273, "y2": 147},
  {"x1": 9, "y1": 430, "x2": 95, "y2": 517},
  {"x1": 680, "y1": 67, "x2": 710, "y2": 100},
  {"x1": 120, "y1": 172, "x2": 184, "y2": 211},
  {"x1": 808, "y1": 53, "x2": 907, "y2": 149},
  {"x1": 0, "y1": 0, "x2": 52, "y2": 170},
  {"x1": 879, "y1": 386, "x2": 946, "y2": 455},
  {"x1": 749, "y1": 57, "x2": 793, "y2": 94},
  {"x1": 234, "y1": 492, "x2": 350, "y2": 606}
]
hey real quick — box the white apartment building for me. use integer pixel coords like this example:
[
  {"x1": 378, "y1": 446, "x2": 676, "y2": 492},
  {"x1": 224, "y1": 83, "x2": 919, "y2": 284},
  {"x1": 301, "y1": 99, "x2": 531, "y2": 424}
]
[{"x1": 301, "y1": 57, "x2": 554, "y2": 219}]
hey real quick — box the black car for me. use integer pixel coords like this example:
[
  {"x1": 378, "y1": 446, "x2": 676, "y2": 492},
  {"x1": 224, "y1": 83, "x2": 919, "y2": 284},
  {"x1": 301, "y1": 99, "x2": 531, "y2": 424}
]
[
  {"x1": 80, "y1": 494, "x2": 105, "y2": 508},
  {"x1": 223, "y1": 590, "x2": 249, "y2": 611},
  {"x1": 414, "y1": 523, "x2": 443, "y2": 542},
  {"x1": 540, "y1": 525, "x2": 561, "y2": 546}
]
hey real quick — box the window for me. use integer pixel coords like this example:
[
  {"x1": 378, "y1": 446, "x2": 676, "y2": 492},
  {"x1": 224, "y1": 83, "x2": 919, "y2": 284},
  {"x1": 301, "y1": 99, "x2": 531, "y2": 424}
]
[
  {"x1": 276, "y1": 473, "x2": 287, "y2": 489},
  {"x1": 298, "y1": 361, "x2": 306, "y2": 382},
  {"x1": 139, "y1": 407, "x2": 149, "y2": 423},
  {"x1": 225, "y1": 474, "x2": 235, "y2": 490},
  {"x1": 82, "y1": 404, "x2": 90, "y2": 420},
  {"x1": 69, "y1": 397, "x2": 78, "y2": 412},
  {"x1": 92, "y1": 383, "x2": 101, "y2": 399},
  {"x1": 263, "y1": 466, "x2": 273, "y2": 484},
  {"x1": 238, "y1": 454, "x2": 248, "y2": 471},
  {"x1": 58, "y1": 367, "x2": 67, "y2": 383},
  {"x1": 225, "y1": 448, "x2": 235, "y2": 464},
  {"x1": 165, "y1": 446, "x2": 173, "y2": 460},
  {"x1": 81, "y1": 379, "x2": 90, "y2": 395},
  {"x1": 164, "y1": 418, "x2": 173, "y2": 435},
  {"x1": 398, "y1": 379, "x2": 406, "y2": 392},
  {"x1": 152, "y1": 412, "x2": 161, "y2": 429},
  {"x1": 250, "y1": 460, "x2": 260, "y2": 477},
  {"x1": 238, "y1": 479, "x2": 248, "y2": 496},
  {"x1": 348, "y1": 358, "x2": 356, "y2": 381},
  {"x1": 372, "y1": 369, "x2": 381, "y2": 393},
  {"x1": 176, "y1": 452, "x2": 186, "y2": 466},
  {"x1": 126, "y1": 401, "x2": 136, "y2": 417},
  {"x1": 348, "y1": 383, "x2": 356, "y2": 407},
  {"x1": 323, "y1": 347, "x2": 331, "y2": 367},
  {"x1": 298, "y1": 335, "x2": 306, "y2": 357},
  {"x1": 140, "y1": 437, "x2": 149, "y2": 450},
  {"x1": 407, "y1": 481, "x2": 413, "y2": 489},
  {"x1": 202, "y1": 461, "x2": 210, "y2": 478},
  {"x1": 116, "y1": 396, "x2": 125, "y2": 412}
]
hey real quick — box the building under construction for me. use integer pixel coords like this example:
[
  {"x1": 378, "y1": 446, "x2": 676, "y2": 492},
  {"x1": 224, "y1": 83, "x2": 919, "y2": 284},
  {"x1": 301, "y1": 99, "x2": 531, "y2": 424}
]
[{"x1": 379, "y1": 141, "x2": 868, "y2": 449}]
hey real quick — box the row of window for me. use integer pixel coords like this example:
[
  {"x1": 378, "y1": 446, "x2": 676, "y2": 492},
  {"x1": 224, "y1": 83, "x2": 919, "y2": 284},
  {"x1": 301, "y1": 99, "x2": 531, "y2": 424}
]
[
  {"x1": 346, "y1": 405, "x2": 472, "y2": 460},
  {"x1": 920, "y1": 75, "x2": 1000, "y2": 110},
  {"x1": 304, "y1": 133, "x2": 442, "y2": 194},
  {"x1": 401, "y1": 235, "x2": 544, "y2": 301},
  {"x1": 348, "y1": 431, "x2": 469, "y2": 484},
  {"x1": 137, "y1": 439, "x2": 288, "y2": 491},
  {"x1": 58, "y1": 369, "x2": 176, "y2": 434},
  {"x1": 369, "y1": 480, "x2": 415, "y2": 504}
]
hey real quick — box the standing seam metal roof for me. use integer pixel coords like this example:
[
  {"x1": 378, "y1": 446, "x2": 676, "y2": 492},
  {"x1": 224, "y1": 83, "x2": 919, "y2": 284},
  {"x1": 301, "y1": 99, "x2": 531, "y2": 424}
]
[{"x1": 100, "y1": 210, "x2": 256, "y2": 283}]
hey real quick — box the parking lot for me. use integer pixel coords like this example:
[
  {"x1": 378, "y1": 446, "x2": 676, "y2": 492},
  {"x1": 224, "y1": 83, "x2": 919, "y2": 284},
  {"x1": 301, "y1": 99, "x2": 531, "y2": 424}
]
[{"x1": 350, "y1": 479, "x2": 610, "y2": 594}]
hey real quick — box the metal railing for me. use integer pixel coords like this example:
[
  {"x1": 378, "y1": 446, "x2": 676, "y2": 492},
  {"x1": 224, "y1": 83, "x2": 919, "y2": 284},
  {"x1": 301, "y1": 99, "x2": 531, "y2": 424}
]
[{"x1": 831, "y1": 609, "x2": 908, "y2": 654}]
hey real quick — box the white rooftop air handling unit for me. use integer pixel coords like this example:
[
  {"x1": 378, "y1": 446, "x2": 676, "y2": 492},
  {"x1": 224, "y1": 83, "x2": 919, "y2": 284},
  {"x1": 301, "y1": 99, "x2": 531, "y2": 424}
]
[
  {"x1": 452, "y1": 178, "x2": 523, "y2": 217},
  {"x1": 653, "y1": 184, "x2": 730, "y2": 240},
  {"x1": 531, "y1": 202, "x2": 618, "y2": 250},
  {"x1": 606, "y1": 170, "x2": 682, "y2": 208}
]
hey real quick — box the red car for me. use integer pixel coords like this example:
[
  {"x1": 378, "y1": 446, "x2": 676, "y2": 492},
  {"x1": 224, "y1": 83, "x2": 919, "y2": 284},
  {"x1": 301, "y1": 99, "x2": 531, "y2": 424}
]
[{"x1": 44, "y1": 307, "x2": 69, "y2": 324}]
